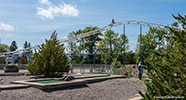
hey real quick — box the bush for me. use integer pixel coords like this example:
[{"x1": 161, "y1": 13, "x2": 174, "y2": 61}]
[
  {"x1": 139, "y1": 14, "x2": 186, "y2": 99},
  {"x1": 112, "y1": 61, "x2": 122, "y2": 68},
  {"x1": 27, "y1": 31, "x2": 70, "y2": 77},
  {"x1": 19, "y1": 56, "x2": 28, "y2": 64},
  {"x1": 0, "y1": 57, "x2": 6, "y2": 64}
]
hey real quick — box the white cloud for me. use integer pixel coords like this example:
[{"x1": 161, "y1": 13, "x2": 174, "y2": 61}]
[
  {"x1": 37, "y1": 0, "x2": 79, "y2": 20},
  {"x1": 39, "y1": 0, "x2": 51, "y2": 5},
  {"x1": 0, "y1": 22, "x2": 14, "y2": 31},
  {"x1": 37, "y1": 7, "x2": 54, "y2": 20},
  {"x1": 60, "y1": 4, "x2": 79, "y2": 17}
]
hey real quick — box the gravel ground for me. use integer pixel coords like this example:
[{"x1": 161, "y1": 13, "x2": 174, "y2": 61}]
[
  {"x1": 0, "y1": 76, "x2": 31, "y2": 85},
  {"x1": 0, "y1": 76, "x2": 146, "y2": 100}
]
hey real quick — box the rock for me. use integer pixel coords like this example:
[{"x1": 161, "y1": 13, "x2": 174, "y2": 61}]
[
  {"x1": 4, "y1": 65, "x2": 19, "y2": 73},
  {"x1": 64, "y1": 76, "x2": 75, "y2": 81}
]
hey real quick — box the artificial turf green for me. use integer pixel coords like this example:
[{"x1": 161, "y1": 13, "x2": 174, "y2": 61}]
[
  {"x1": 32, "y1": 80, "x2": 64, "y2": 84},
  {"x1": 31, "y1": 75, "x2": 111, "y2": 84}
]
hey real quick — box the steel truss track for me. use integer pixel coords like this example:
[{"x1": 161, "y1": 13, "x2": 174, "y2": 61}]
[{"x1": 0, "y1": 20, "x2": 185, "y2": 57}]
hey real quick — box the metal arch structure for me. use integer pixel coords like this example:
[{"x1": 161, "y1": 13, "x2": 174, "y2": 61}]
[
  {"x1": 63, "y1": 20, "x2": 185, "y2": 43},
  {"x1": 0, "y1": 20, "x2": 185, "y2": 58}
]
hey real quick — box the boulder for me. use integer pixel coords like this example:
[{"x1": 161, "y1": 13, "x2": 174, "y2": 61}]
[
  {"x1": 4, "y1": 65, "x2": 19, "y2": 73},
  {"x1": 64, "y1": 76, "x2": 75, "y2": 81}
]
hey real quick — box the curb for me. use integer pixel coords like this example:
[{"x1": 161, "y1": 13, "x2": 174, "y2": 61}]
[{"x1": 0, "y1": 84, "x2": 30, "y2": 90}]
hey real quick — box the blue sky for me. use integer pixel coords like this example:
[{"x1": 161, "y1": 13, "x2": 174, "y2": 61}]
[{"x1": 0, "y1": 0, "x2": 186, "y2": 51}]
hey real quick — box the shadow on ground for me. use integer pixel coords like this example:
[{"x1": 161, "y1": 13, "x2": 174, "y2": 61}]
[{"x1": 41, "y1": 84, "x2": 89, "y2": 93}]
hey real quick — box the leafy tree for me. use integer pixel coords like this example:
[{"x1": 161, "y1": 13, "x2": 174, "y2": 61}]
[
  {"x1": 67, "y1": 26, "x2": 102, "y2": 64},
  {"x1": 135, "y1": 27, "x2": 168, "y2": 64},
  {"x1": 125, "y1": 51, "x2": 136, "y2": 64},
  {"x1": 10, "y1": 41, "x2": 18, "y2": 51},
  {"x1": 27, "y1": 31, "x2": 70, "y2": 77},
  {"x1": 97, "y1": 30, "x2": 129, "y2": 65},
  {"x1": 139, "y1": 14, "x2": 186, "y2": 99},
  {"x1": 0, "y1": 57, "x2": 6, "y2": 64},
  {"x1": 0, "y1": 44, "x2": 9, "y2": 64},
  {"x1": 0, "y1": 44, "x2": 9, "y2": 52}
]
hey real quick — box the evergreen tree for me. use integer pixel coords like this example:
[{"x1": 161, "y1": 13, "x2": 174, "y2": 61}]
[
  {"x1": 28, "y1": 43, "x2": 31, "y2": 47},
  {"x1": 24, "y1": 41, "x2": 27, "y2": 48},
  {"x1": 10, "y1": 41, "x2": 18, "y2": 51},
  {"x1": 24, "y1": 41, "x2": 31, "y2": 48},
  {"x1": 27, "y1": 31, "x2": 70, "y2": 77},
  {"x1": 139, "y1": 14, "x2": 186, "y2": 99}
]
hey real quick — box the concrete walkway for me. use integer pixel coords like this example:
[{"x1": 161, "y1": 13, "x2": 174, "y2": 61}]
[{"x1": 128, "y1": 94, "x2": 142, "y2": 100}]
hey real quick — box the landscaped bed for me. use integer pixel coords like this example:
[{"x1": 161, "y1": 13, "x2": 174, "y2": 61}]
[
  {"x1": 0, "y1": 75, "x2": 146, "y2": 100},
  {"x1": 11, "y1": 74, "x2": 124, "y2": 90}
]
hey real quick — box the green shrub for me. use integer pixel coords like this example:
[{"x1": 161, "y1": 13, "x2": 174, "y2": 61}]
[
  {"x1": 19, "y1": 56, "x2": 28, "y2": 64},
  {"x1": 139, "y1": 14, "x2": 186, "y2": 99},
  {"x1": 112, "y1": 61, "x2": 122, "y2": 68},
  {"x1": 27, "y1": 31, "x2": 70, "y2": 77}
]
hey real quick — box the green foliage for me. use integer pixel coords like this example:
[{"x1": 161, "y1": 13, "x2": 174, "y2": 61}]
[
  {"x1": 140, "y1": 14, "x2": 186, "y2": 99},
  {"x1": 0, "y1": 57, "x2": 6, "y2": 64},
  {"x1": 111, "y1": 61, "x2": 122, "y2": 68},
  {"x1": 97, "y1": 30, "x2": 129, "y2": 65},
  {"x1": 19, "y1": 56, "x2": 28, "y2": 64},
  {"x1": 135, "y1": 27, "x2": 168, "y2": 64},
  {"x1": 24, "y1": 41, "x2": 31, "y2": 48},
  {"x1": 0, "y1": 44, "x2": 9, "y2": 52},
  {"x1": 67, "y1": 26, "x2": 102, "y2": 64},
  {"x1": 67, "y1": 26, "x2": 132, "y2": 65},
  {"x1": 125, "y1": 51, "x2": 137, "y2": 64},
  {"x1": 10, "y1": 41, "x2": 18, "y2": 51},
  {"x1": 172, "y1": 13, "x2": 186, "y2": 28},
  {"x1": 27, "y1": 31, "x2": 70, "y2": 77}
]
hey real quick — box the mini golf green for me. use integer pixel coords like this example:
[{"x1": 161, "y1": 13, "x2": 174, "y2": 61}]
[
  {"x1": 32, "y1": 80, "x2": 64, "y2": 84},
  {"x1": 31, "y1": 75, "x2": 110, "y2": 84}
]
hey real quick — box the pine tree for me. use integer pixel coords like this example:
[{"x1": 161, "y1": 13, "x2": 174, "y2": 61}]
[
  {"x1": 28, "y1": 43, "x2": 31, "y2": 47},
  {"x1": 27, "y1": 31, "x2": 70, "y2": 77},
  {"x1": 24, "y1": 41, "x2": 31, "y2": 48},
  {"x1": 24, "y1": 41, "x2": 28, "y2": 48},
  {"x1": 10, "y1": 41, "x2": 18, "y2": 51},
  {"x1": 139, "y1": 14, "x2": 186, "y2": 99}
]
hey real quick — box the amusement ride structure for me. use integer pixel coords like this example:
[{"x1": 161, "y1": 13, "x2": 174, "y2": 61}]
[{"x1": 0, "y1": 20, "x2": 185, "y2": 73}]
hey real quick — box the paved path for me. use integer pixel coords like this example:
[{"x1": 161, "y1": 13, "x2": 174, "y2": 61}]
[{"x1": 128, "y1": 94, "x2": 142, "y2": 100}]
